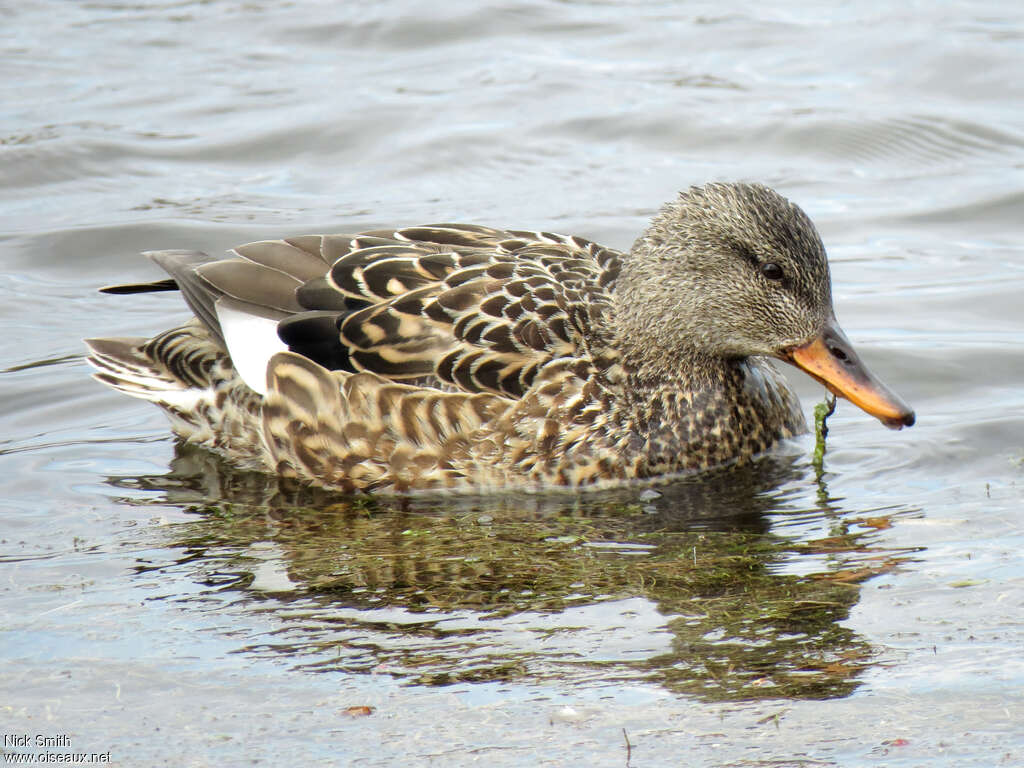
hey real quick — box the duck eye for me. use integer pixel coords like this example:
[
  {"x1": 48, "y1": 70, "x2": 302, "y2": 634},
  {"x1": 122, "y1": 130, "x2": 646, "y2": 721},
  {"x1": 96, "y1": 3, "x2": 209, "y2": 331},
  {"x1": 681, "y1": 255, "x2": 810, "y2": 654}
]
[{"x1": 761, "y1": 262, "x2": 784, "y2": 281}]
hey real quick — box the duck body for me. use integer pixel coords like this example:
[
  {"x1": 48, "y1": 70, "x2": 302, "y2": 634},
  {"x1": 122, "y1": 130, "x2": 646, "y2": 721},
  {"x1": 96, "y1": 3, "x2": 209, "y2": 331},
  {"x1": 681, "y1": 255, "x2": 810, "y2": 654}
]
[{"x1": 87, "y1": 183, "x2": 912, "y2": 492}]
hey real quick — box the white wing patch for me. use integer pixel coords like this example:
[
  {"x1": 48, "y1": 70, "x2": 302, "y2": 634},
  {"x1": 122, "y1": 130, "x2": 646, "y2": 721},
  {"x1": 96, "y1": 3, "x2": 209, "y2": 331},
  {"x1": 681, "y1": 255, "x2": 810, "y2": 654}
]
[{"x1": 215, "y1": 297, "x2": 288, "y2": 395}]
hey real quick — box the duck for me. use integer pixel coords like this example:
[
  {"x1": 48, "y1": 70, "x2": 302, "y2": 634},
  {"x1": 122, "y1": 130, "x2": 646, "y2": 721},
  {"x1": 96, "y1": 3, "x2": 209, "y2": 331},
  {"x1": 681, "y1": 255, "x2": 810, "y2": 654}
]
[{"x1": 86, "y1": 182, "x2": 914, "y2": 493}]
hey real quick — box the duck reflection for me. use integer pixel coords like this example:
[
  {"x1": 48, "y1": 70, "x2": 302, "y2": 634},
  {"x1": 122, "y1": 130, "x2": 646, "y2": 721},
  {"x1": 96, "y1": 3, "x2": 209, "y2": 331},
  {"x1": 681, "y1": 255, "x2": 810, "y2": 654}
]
[{"x1": 110, "y1": 442, "x2": 918, "y2": 701}]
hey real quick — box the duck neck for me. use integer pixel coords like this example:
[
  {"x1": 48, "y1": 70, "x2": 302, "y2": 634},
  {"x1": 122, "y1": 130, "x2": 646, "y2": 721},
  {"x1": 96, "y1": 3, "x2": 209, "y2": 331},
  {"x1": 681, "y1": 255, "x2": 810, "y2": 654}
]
[
  {"x1": 623, "y1": 358, "x2": 802, "y2": 475},
  {"x1": 589, "y1": 331, "x2": 804, "y2": 476},
  {"x1": 612, "y1": 351, "x2": 747, "y2": 418},
  {"x1": 606, "y1": 241, "x2": 736, "y2": 375},
  {"x1": 603, "y1": 285, "x2": 729, "y2": 382}
]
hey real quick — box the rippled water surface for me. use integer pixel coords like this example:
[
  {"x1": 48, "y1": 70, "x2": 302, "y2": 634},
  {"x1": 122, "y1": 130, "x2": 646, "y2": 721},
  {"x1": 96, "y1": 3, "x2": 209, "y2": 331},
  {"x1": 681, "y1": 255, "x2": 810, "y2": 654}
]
[{"x1": 2, "y1": 1, "x2": 1023, "y2": 766}]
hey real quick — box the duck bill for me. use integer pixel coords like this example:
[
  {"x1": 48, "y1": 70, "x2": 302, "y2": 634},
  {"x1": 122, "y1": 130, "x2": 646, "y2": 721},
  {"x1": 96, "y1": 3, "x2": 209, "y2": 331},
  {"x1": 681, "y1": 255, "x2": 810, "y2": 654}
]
[{"x1": 783, "y1": 322, "x2": 915, "y2": 430}]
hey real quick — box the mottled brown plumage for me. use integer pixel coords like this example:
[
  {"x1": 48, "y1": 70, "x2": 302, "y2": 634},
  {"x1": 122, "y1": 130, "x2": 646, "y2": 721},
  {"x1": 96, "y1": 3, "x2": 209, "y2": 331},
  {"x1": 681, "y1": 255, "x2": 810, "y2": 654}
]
[{"x1": 86, "y1": 183, "x2": 913, "y2": 492}]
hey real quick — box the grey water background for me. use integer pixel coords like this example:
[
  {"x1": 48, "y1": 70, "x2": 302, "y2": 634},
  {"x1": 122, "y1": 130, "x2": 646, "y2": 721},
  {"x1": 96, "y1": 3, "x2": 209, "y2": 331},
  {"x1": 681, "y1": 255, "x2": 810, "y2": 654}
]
[{"x1": 2, "y1": 1, "x2": 1023, "y2": 765}]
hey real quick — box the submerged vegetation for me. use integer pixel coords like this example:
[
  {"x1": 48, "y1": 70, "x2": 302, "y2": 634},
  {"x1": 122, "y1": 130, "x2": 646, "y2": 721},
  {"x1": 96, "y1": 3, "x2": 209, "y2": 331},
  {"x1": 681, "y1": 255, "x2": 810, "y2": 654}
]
[{"x1": 812, "y1": 393, "x2": 838, "y2": 478}]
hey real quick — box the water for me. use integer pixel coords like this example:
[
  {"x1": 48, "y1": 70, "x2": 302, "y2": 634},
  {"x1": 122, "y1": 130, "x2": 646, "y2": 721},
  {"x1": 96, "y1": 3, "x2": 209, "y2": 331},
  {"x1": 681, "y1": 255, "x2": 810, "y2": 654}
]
[{"x1": 2, "y1": 1, "x2": 1023, "y2": 765}]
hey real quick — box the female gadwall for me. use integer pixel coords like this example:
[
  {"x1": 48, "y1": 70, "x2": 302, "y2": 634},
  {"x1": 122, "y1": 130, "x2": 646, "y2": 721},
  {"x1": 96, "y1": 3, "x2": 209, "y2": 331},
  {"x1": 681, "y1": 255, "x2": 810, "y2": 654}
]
[{"x1": 87, "y1": 183, "x2": 914, "y2": 492}]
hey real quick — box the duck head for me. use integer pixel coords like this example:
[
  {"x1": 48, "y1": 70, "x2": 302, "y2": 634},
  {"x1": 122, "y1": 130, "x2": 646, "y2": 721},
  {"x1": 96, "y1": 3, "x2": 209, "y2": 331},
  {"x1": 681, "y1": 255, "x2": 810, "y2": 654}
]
[{"x1": 615, "y1": 182, "x2": 914, "y2": 429}]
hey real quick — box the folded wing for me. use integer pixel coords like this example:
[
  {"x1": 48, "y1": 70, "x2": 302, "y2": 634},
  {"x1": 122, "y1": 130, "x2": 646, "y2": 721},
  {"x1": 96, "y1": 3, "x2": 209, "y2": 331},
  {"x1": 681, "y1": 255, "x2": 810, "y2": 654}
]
[{"x1": 103, "y1": 224, "x2": 623, "y2": 400}]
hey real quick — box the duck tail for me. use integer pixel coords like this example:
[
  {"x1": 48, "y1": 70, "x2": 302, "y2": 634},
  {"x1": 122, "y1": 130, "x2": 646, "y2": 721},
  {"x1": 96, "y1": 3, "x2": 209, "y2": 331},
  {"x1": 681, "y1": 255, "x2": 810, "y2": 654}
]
[
  {"x1": 85, "y1": 334, "x2": 193, "y2": 403},
  {"x1": 85, "y1": 325, "x2": 266, "y2": 464}
]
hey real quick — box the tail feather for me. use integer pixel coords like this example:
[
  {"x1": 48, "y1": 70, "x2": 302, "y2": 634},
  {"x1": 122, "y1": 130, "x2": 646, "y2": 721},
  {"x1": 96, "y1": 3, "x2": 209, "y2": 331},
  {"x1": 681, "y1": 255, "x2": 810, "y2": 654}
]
[
  {"x1": 99, "y1": 278, "x2": 179, "y2": 295},
  {"x1": 145, "y1": 250, "x2": 224, "y2": 341},
  {"x1": 85, "y1": 336, "x2": 191, "y2": 402},
  {"x1": 86, "y1": 325, "x2": 267, "y2": 465}
]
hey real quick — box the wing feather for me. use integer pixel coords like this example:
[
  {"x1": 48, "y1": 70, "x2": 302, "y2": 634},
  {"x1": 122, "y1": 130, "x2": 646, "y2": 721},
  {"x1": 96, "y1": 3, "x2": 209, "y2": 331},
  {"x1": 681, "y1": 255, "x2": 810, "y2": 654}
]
[
  {"x1": 113, "y1": 225, "x2": 622, "y2": 401},
  {"x1": 271, "y1": 227, "x2": 620, "y2": 397},
  {"x1": 312, "y1": 234, "x2": 620, "y2": 397}
]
